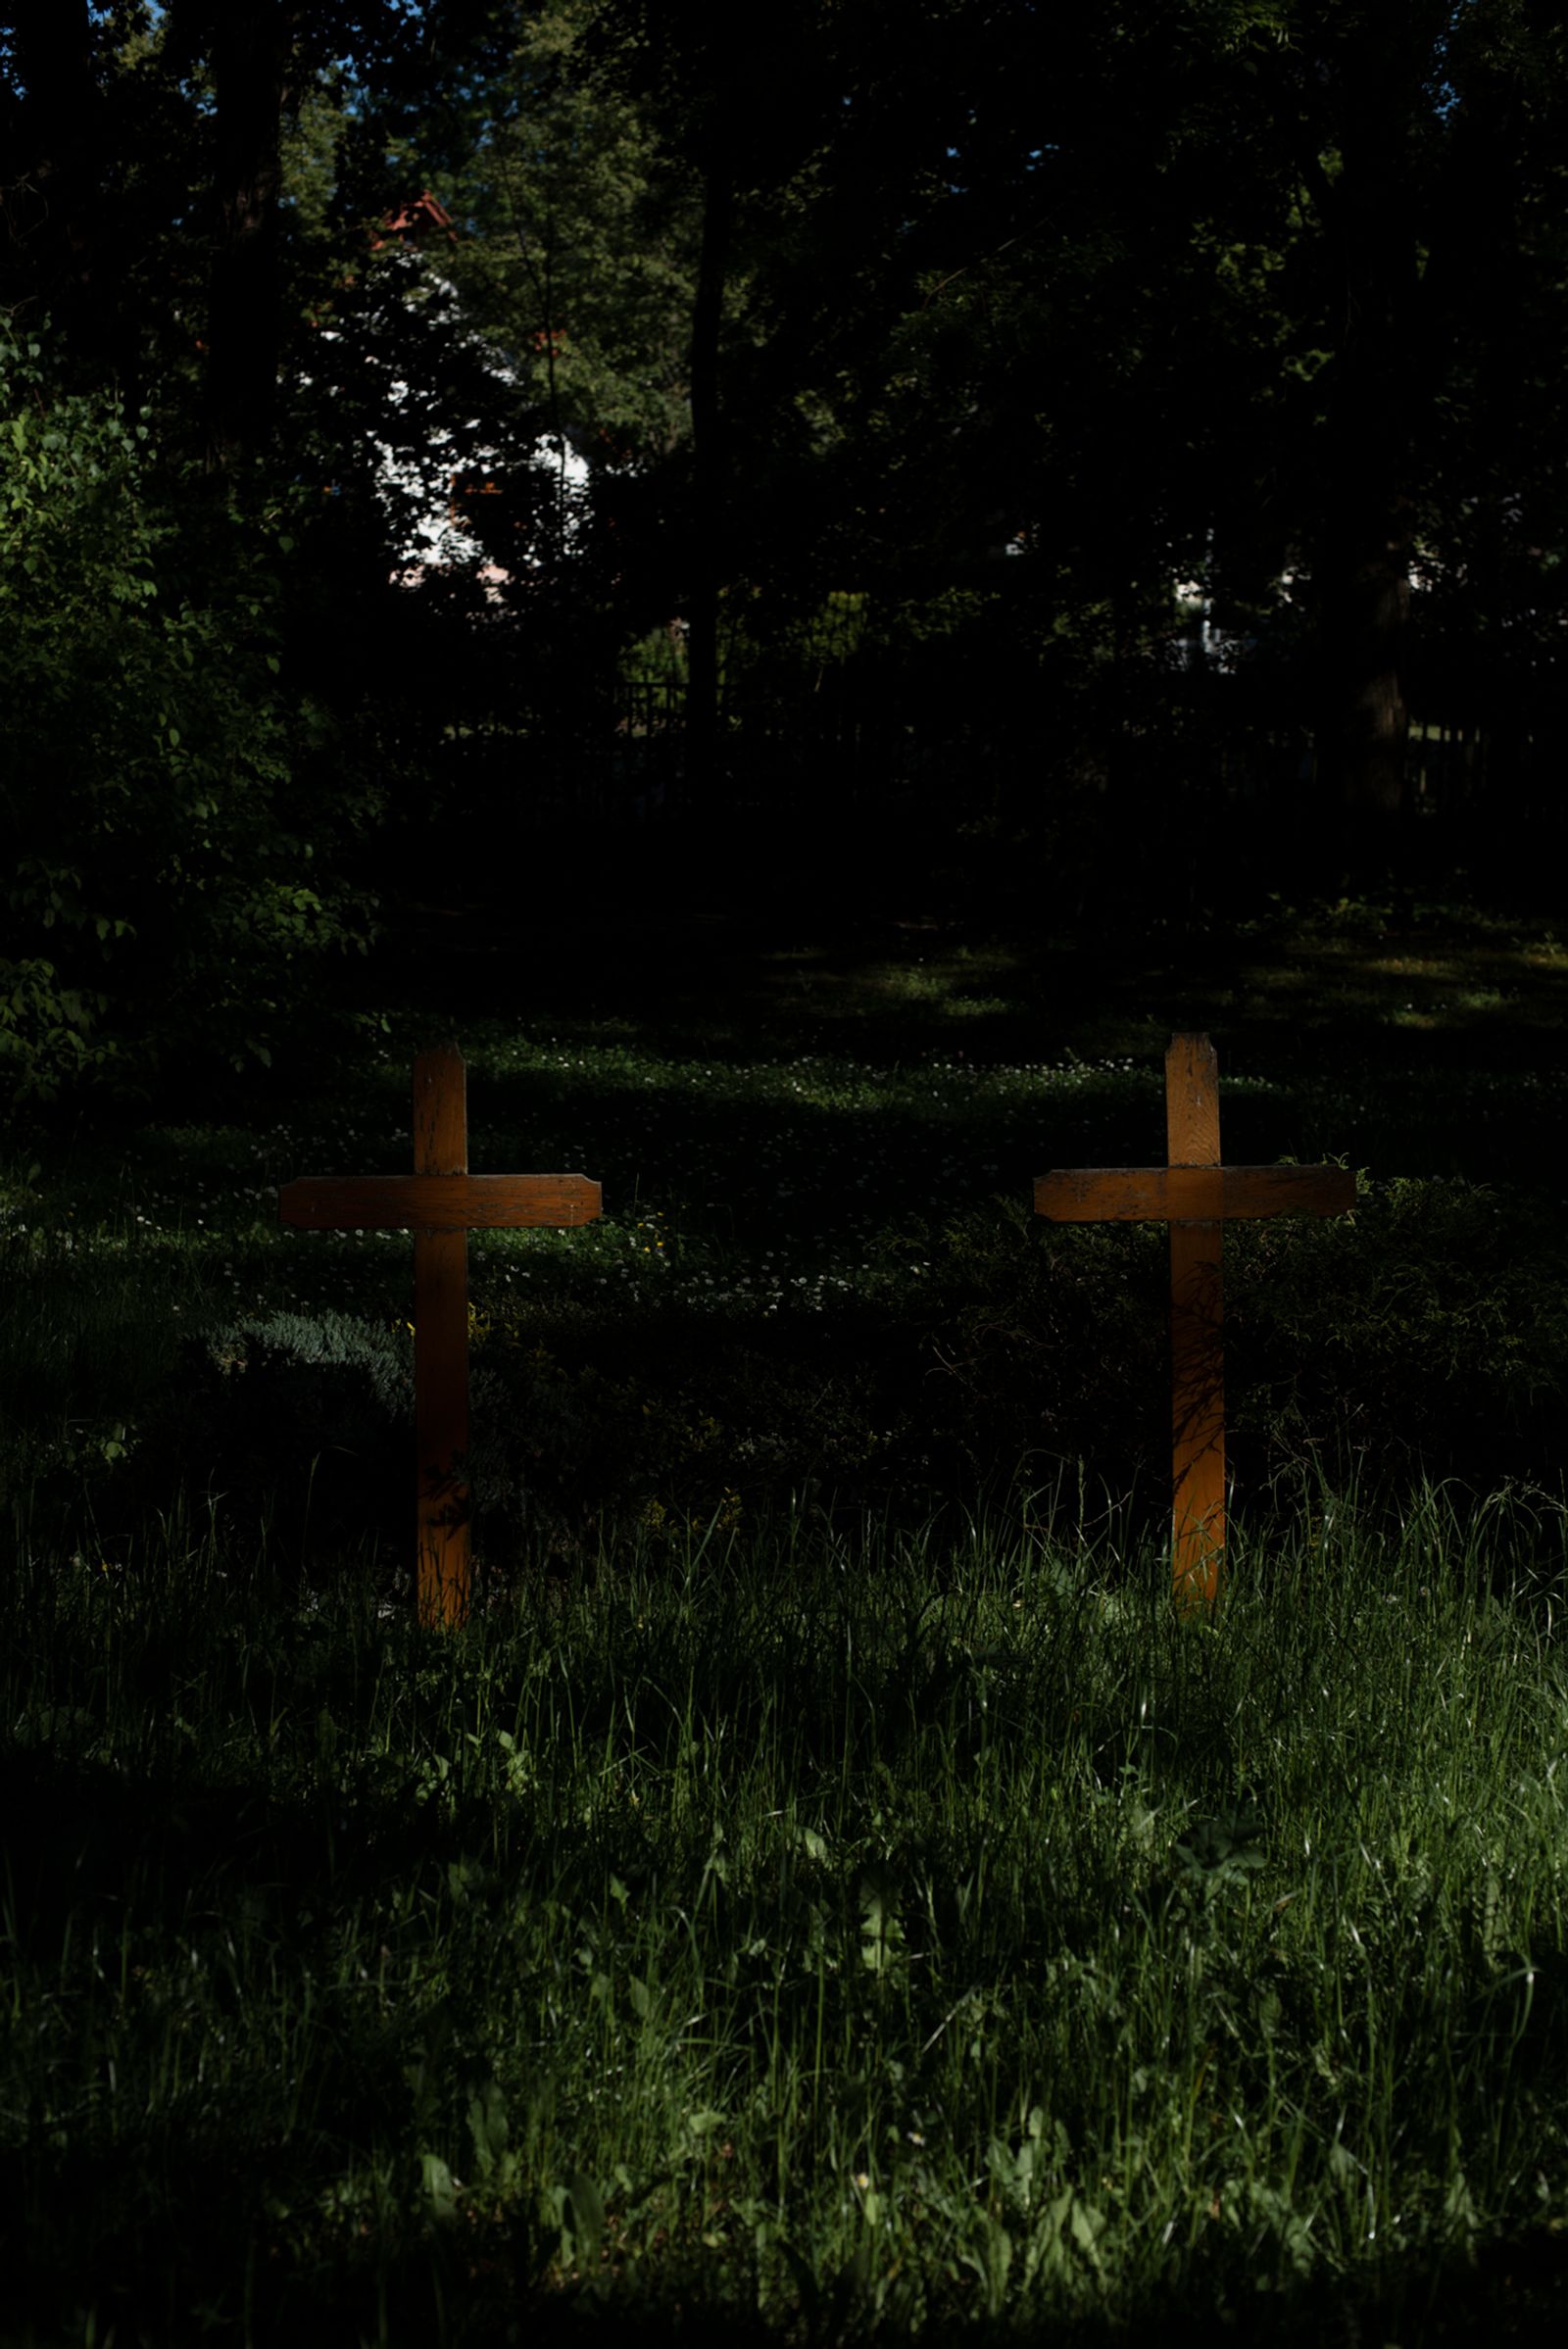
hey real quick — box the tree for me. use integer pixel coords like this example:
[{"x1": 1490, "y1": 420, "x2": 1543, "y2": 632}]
[
  {"x1": 1, "y1": 3, "x2": 511, "y2": 462},
  {"x1": 489, "y1": 2, "x2": 866, "y2": 810},
  {"x1": 9, "y1": 0, "x2": 1567, "y2": 885},
  {"x1": 0, "y1": 322, "x2": 380, "y2": 1100},
  {"x1": 438, "y1": 4, "x2": 701, "y2": 468},
  {"x1": 765, "y1": 0, "x2": 1568, "y2": 836}
]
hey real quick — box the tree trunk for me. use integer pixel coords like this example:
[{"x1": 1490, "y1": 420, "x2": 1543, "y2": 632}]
[
  {"x1": 1315, "y1": 467, "x2": 1413, "y2": 821},
  {"x1": 685, "y1": 160, "x2": 734, "y2": 821},
  {"x1": 205, "y1": 1, "x2": 290, "y2": 466},
  {"x1": 1302, "y1": 49, "x2": 1423, "y2": 832}
]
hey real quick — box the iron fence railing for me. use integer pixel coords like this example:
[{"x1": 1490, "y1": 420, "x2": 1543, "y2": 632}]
[{"x1": 417, "y1": 661, "x2": 1567, "y2": 843}]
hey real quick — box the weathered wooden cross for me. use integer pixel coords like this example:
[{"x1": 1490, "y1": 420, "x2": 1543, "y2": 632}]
[
  {"x1": 1035, "y1": 1033, "x2": 1354, "y2": 1610},
  {"x1": 279, "y1": 1042, "x2": 601, "y2": 1627}
]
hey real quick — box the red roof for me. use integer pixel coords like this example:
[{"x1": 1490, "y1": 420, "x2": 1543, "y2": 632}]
[{"x1": 371, "y1": 192, "x2": 457, "y2": 249}]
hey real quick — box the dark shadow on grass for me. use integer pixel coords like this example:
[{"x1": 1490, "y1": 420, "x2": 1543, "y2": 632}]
[{"x1": 11, "y1": 2170, "x2": 1568, "y2": 2346}]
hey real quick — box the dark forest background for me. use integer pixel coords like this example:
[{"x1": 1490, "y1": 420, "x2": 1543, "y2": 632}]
[
  {"x1": 4, "y1": 0, "x2": 1568, "y2": 1104},
  {"x1": 11, "y1": 22, "x2": 1568, "y2": 2341}
]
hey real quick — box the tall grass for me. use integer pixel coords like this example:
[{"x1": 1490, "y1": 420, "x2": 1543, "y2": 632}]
[
  {"x1": 4, "y1": 1483, "x2": 1566, "y2": 2343},
  {"x1": 6, "y1": 918, "x2": 1568, "y2": 2339}
]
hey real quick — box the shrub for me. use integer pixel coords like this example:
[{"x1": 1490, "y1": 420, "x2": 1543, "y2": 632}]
[{"x1": 0, "y1": 322, "x2": 380, "y2": 1102}]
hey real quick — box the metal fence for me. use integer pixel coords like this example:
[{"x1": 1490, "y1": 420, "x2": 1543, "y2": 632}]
[{"x1": 419, "y1": 650, "x2": 1566, "y2": 853}]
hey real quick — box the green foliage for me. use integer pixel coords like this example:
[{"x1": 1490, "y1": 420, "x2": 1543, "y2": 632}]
[
  {"x1": 216, "y1": 1307, "x2": 414, "y2": 1423},
  {"x1": 4, "y1": 1493, "x2": 1568, "y2": 2338},
  {"x1": 6, "y1": 893, "x2": 1568, "y2": 2332},
  {"x1": 439, "y1": 0, "x2": 705, "y2": 468},
  {"x1": 921, "y1": 1175, "x2": 1568, "y2": 1501},
  {"x1": 1226, "y1": 1176, "x2": 1568, "y2": 1481},
  {"x1": 88, "y1": 1161, "x2": 1568, "y2": 1587},
  {"x1": 9, "y1": 0, "x2": 1568, "y2": 867},
  {"x1": 10, "y1": 929, "x2": 1568, "y2": 1572},
  {"x1": 170, "y1": 1298, "x2": 873, "y2": 1568},
  {"x1": 0, "y1": 323, "x2": 380, "y2": 1102}
]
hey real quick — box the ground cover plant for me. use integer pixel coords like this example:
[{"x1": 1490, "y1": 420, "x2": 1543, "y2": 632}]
[
  {"x1": 6, "y1": 892, "x2": 1568, "y2": 1568},
  {"x1": 4, "y1": 892, "x2": 1568, "y2": 2343},
  {"x1": 4, "y1": 1486, "x2": 1568, "y2": 2345}
]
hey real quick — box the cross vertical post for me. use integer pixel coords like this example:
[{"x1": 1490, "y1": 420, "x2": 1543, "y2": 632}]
[
  {"x1": 1034, "y1": 1033, "x2": 1354, "y2": 1613},
  {"x1": 413, "y1": 1043, "x2": 471, "y2": 1628},
  {"x1": 1165, "y1": 1033, "x2": 1225, "y2": 1609},
  {"x1": 279, "y1": 1042, "x2": 602, "y2": 1629}
]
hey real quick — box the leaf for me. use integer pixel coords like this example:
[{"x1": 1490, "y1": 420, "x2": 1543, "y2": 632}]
[
  {"x1": 777, "y1": 2236, "x2": 820, "y2": 2321},
  {"x1": 466, "y1": 2079, "x2": 510, "y2": 2177},
  {"x1": 564, "y1": 2168, "x2": 605, "y2": 2268},
  {"x1": 419, "y1": 2150, "x2": 460, "y2": 2224},
  {"x1": 1069, "y1": 2196, "x2": 1105, "y2": 2263}
]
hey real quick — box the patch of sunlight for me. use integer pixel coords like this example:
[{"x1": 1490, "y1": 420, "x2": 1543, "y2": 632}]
[
  {"x1": 1365, "y1": 957, "x2": 1451, "y2": 980},
  {"x1": 869, "y1": 964, "x2": 957, "y2": 1003}
]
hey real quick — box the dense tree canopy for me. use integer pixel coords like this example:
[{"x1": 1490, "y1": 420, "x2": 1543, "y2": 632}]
[{"x1": 4, "y1": 0, "x2": 1568, "y2": 1095}]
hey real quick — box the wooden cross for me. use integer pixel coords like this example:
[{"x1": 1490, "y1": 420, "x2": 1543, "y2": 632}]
[
  {"x1": 279, "y1": 1042, "x2": 601, "y2": 1626},
  {"x1": 1035, "y1": 1034, "x2": 1353, "y2": 1611}
]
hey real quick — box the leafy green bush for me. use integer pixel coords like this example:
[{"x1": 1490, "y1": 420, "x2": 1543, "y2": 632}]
[{"x1": 0, "y1": 323, "x2": 380, "y2": 1101}]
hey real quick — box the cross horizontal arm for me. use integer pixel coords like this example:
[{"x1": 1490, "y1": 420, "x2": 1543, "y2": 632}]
[
  {"x1": 279, "y1": 1173, "x2": 603, "y2": 1231},
  {"x1": 1035, "y1": 1165, "x2": 1354, "y2": 1223}
]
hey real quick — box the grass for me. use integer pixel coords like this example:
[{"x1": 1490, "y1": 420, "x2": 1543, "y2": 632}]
[
  {"x1": 4, "y1": 889, "x2": 1568, "y2": 2342},
  {"x1": 5, "y1": 986, "x2": 1565, "y2": 1563},
  {"x1": 4, "y1": 1488, "x2": 1567, "y2": 2344}
]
